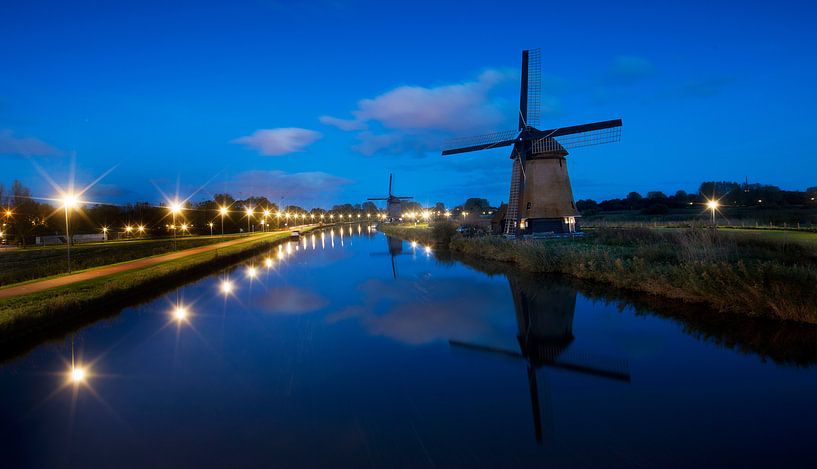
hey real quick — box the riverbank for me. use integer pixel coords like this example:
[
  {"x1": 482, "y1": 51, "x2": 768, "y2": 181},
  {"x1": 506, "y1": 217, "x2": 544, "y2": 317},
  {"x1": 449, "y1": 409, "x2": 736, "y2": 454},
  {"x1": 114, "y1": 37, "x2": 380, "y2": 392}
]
[
  {"x1": 0, "y1": 227, "x2": 318, "y2": 349},
  {"x1": 379, "y1": 223, "x2": 817, "y2": 324}
]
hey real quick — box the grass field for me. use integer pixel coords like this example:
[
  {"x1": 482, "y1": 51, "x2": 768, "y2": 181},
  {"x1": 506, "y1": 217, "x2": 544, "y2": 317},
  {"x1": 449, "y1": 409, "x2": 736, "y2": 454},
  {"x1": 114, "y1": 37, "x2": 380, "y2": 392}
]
[
  {"x1": 380, "y1": 223, "x2": 817, "y2": 324},
  {"x1": 0, "y1": 229, "x2": 310, "y2": 355},
  {"x1": 0, "y1": 233, "x2": 265, "y2": 286}
]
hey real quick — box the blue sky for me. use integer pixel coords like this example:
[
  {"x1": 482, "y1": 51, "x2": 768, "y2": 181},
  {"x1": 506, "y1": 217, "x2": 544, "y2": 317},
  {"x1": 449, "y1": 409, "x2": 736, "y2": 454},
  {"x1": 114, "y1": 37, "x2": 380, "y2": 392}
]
[{"x1": 1, "y1": 0, "x2": 815, "y2": 208}]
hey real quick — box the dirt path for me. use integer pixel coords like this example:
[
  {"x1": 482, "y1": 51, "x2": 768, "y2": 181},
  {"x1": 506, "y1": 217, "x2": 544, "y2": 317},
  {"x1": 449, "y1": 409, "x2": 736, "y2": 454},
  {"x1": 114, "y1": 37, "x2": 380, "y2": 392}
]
[{"x1": 0, "y1": 231, "x2": 287, "y2": 300}]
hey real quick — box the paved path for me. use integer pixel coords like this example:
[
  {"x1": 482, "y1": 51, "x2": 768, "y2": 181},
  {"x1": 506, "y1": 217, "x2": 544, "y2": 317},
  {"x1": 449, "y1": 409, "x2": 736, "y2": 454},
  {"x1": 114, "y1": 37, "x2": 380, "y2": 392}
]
[{"x1": 0, "y1": 231, "x2": 289, "y2": 300}]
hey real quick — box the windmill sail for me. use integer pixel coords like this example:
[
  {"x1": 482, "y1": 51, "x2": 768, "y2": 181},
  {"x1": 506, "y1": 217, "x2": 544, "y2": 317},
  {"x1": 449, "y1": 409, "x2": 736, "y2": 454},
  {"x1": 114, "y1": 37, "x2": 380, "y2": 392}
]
[
  {"x1": 526, "y1": 48, "x2": 542, "y2": 129},
  {"x1": 442, "y1": 129, "x2": 519, "y2": 156}
]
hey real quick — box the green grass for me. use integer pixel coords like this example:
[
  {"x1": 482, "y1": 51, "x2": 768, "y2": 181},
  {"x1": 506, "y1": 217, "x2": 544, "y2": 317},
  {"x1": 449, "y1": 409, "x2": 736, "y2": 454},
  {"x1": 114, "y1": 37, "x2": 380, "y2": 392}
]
[
  {"x1": 0, "y1": 233, "x2": 258, "y2": 286},
  {"x1": 380, "y1": 224, "x2": 817, "y2": 324},
  {"x1": 0, "y1": 230, "x2": 305, "y2": 350}
]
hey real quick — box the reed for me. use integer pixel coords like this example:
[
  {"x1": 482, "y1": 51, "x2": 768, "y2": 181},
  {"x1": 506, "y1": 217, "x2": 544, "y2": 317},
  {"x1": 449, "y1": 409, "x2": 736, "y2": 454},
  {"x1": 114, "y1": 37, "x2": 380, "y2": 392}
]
[{"x1": 380, "y1": 224, "x2": 817, "y2": 324}]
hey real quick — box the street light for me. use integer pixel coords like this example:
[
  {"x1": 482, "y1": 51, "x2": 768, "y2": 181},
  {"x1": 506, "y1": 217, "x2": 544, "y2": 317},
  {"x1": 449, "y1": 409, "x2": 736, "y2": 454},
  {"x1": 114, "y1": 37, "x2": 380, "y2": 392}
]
[
  {"x1": 138, "y1": 225, "x2": 146, "y2": 235},
  {"x1": 245, "y1": 207, "x2": 254, "y2": 233},
  {"x1": 219, "y1": 206, "x2": 228, "y2": 236},
  {"x1": 102, "y1": 226, "x2": 108, "y2": 241},
  {"x1": 706, "y1": 200, "x2": 719, "y2": 226},
  {"x1": 209, "y1": 222, "x2": 214, "y2": 236},
  {"x1": 169, "y1": 200, "x2": 183, "y2": 250},
  {"x1": 61, "y1": 194, "x2": 78, "y2": 273}
]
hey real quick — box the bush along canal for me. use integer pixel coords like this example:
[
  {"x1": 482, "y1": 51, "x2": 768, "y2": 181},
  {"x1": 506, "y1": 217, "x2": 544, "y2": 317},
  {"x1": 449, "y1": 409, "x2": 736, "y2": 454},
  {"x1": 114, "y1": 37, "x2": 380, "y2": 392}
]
[
  {"x1": 2, "y1": 225, "x2": 817, "y2": 466},
  {"x1": 379, "y1": 223, "x2": 817, "y2": 324}
]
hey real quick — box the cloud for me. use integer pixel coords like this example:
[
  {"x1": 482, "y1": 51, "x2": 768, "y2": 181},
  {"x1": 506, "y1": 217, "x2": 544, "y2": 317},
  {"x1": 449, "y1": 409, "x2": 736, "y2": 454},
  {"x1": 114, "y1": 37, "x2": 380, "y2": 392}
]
[
  {"x1": 322, "y1": 69, "x2": 517, "y2": 156},
  {"x1": 0, "y1": 129, "x2": 63, "y2": 157},
  {"x1": 219, "y1": 170, "x2": 354, "y2": 206},
  {"x1": 605, "y1": 56, "x2": 656, "y2": 85},
  {"x1": 262, "y1": 286, "x2": 328, "y2": 315},
  {"x1": 327, "y1": 276, "x2": 513, "y2": 346},
  {"x1": 318, "y1": 115, "x2": 366, "y2": 131},
  {"x1": 232, "y1": 127, "x2": 322, "y2": 156}
]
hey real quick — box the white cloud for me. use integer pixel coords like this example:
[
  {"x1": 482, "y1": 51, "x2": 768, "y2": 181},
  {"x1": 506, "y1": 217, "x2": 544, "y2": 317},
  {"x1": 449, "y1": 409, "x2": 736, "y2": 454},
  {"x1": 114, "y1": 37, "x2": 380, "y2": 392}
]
[
  {"x1": 231, "y1": 127, "x2": 322, "y2": 156},
  {"x1": 0, "y1": 129, "x2": 63, "y2": 157},
  {"x1": 220, "y1": 170, "x2": 354, "y2": 206},
  {"x1": 321, "y1": 69, "x2": 516, "y2": 156}
]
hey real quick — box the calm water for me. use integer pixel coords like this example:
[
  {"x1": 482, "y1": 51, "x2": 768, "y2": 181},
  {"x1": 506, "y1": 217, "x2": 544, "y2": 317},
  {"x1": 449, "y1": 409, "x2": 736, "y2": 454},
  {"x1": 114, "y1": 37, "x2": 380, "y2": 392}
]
[{"x1": 2, "y1": 225, "x2": 817, "y2": 467}]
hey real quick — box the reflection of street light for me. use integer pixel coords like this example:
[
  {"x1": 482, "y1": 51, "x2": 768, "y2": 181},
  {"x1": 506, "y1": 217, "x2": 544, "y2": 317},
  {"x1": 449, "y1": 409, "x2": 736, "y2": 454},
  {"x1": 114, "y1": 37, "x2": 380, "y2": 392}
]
[
  {"x1": 71, "y1": 366, "x2": 86, "y2": 384},
  {"x1": 706, "y1": 200, "x2": 719, "y2": 226},
  {"x1": 61, "y1": 194, "x2": 78, "y2": 273}
]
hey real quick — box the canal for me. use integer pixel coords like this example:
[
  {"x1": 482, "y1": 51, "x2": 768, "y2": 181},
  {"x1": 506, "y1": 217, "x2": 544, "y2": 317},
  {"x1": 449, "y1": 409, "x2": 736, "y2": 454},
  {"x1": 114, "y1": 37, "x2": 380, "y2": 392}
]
[{"x1": 1, "y1": 225, "x2": 816, "y2": 467}]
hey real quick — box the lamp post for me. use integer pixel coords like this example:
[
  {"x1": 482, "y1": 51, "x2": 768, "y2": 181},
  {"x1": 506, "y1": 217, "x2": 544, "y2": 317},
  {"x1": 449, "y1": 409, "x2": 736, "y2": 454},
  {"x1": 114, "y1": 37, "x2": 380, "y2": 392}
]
[
  {"x1": 61, "y1": 194, "x2": 77, "y2": 273},
  {"x1": 209, "y1": 222, "x2": 214, "y2": 236},
  {"x1": 169, "y1": 201, "x2": 182, "y2": 250},
  {"x1": 102, "y1": 226, "x2": 108, "y2": 242},
  {"x1": 245, "y1": 207, "x2": 253, "y2": 234},
  {"x1": 707, "y1": 200, "x2": 719, "y2": 227},
  {"x1": 219, "y1": 206, "x2": 228, "y2": 236}
]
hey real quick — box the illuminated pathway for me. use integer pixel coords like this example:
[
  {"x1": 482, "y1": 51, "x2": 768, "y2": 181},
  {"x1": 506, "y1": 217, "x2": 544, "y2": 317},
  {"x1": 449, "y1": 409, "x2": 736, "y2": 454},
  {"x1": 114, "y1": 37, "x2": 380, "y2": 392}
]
[{"x1": 0, "y1": 228, "x2": 311, "y2": 300}]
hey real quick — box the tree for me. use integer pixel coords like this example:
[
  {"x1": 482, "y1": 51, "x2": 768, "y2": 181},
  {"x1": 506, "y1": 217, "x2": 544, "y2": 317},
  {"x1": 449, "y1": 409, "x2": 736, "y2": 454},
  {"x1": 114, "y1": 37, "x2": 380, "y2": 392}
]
[
  {"x1": 361, "y1": 201, "x2": 378, "y2": 214},
  {"x1": 576, "y1": 199, "x2": 598, "y2": 211},
  {"x1": 698, "y1": 181, "x2": 739, "y2": 198},
  {"x1": 647, "y1": 191, "x2": 667, "y2": 200},
  {"x1": 463, "y1": 198, "x2": 490, "y2": 213}
]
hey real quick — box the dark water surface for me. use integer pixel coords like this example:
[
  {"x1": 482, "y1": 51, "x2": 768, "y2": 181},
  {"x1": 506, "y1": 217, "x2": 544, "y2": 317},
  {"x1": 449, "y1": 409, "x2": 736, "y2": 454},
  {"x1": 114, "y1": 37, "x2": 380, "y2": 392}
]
[{"x1": 2, "y1": 226, "x2": 817, "y2": 467}]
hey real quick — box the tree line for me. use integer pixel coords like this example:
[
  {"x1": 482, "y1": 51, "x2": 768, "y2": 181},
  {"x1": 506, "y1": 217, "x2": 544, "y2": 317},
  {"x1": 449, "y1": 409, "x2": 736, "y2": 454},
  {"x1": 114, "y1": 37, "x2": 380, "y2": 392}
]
[{"x1": 576, "y1": 181, "x2": 817, "y2": 215}]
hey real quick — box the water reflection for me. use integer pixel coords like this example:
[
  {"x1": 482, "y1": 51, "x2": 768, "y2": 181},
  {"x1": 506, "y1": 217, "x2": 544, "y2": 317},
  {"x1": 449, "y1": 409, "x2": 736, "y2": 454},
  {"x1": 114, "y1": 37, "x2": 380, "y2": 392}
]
[
  {"x1": 451, "y1": 274, "x2": 630, "y2": 444},
  {"x1": 2, "y1": 227, "x2": 817, "y2": 467}
]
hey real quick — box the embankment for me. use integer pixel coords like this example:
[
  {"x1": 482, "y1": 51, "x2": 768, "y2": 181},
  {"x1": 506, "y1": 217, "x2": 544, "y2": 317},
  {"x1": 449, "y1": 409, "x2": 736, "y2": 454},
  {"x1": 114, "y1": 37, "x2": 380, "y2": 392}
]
[
  {"x1": 0, "y1": 228, "x2": 314, "y2": 351},
  {"x1": 379, "y1": 223, "x2": 817, "y2": 324}
]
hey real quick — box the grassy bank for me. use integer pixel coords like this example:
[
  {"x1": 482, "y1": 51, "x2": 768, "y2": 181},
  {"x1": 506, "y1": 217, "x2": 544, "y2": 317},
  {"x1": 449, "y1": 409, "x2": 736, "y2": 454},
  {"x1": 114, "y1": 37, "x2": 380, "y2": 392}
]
[
  {"x1": 379, "y1": 223, "x2": 817, "y2": 324},
  {"x1": 0, "y1": 234, "x2": 251, "y2": 286},
  {"x1": 0, "y1": 230, "x2": 305, "y2": 350}
]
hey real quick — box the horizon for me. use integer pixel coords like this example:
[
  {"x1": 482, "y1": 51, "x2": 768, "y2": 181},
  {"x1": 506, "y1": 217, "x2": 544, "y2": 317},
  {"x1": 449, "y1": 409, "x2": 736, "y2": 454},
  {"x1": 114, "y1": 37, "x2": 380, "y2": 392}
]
[{"x1": 2, "y1": 1, "x2": 816, "y2": 208}]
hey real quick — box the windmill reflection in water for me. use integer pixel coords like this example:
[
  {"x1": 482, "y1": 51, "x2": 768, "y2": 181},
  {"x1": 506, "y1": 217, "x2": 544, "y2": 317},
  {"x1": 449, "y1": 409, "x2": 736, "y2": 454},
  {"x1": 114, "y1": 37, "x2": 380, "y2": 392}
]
[{"x1": 450, "y1": 274, "x2": 631, "y2": 445}]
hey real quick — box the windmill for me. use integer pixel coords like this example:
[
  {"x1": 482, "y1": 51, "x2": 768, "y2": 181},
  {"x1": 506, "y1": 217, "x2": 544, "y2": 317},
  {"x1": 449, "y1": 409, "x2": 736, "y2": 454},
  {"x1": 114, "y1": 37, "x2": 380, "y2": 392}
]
[
  {"x1": 450, "y1": 276, "x2": 629, "y2": 444},
  {"x1": 442, "y1": 49, "x2": 623, "y2": 237},
  {"x1": 368, "y1": 173, "x2": 413, "y2": 221}
]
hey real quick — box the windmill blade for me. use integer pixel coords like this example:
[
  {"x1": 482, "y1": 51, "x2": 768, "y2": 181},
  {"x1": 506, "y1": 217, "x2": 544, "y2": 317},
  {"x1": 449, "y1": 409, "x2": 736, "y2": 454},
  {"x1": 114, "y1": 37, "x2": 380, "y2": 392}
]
[
  {"x1": 449, "y1": 339, "x2": 524, "y2": 359},
  {"x1": 525, "y1": 48, "x2": 542, "y2": 129},
  {"x1": 442, "y1": 129, "x2": 519, "y2": 156},
  {"x1": 388, "y1": 173, "x2": 393, "y2": 196},
  {"x1": 451, "y1": 339, "x2": 630, "y2": 382},
  {"x1": 530, "y1": 119, "x2": 622, "y2": 153},
  {"x1": 395, "y1": 196, "x2": 413, "y2": 200}
]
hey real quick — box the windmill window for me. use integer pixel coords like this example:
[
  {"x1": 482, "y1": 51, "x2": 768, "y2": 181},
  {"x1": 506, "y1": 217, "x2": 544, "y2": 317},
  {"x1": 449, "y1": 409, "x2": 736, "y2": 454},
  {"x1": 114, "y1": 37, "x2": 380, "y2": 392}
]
[{"x1": 526, "y1": 202, "x2": 531, "y2": 210}]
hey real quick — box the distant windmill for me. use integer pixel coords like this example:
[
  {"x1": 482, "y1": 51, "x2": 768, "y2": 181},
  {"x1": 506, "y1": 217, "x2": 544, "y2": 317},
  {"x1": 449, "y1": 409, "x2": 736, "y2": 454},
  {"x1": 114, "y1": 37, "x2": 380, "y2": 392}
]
[
  {"x1": 368, "y1": 173, "x2": 413, "y2": 221},
  {"x1": 442, "y1": 49, "x2": 623, "y2": 237}
]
